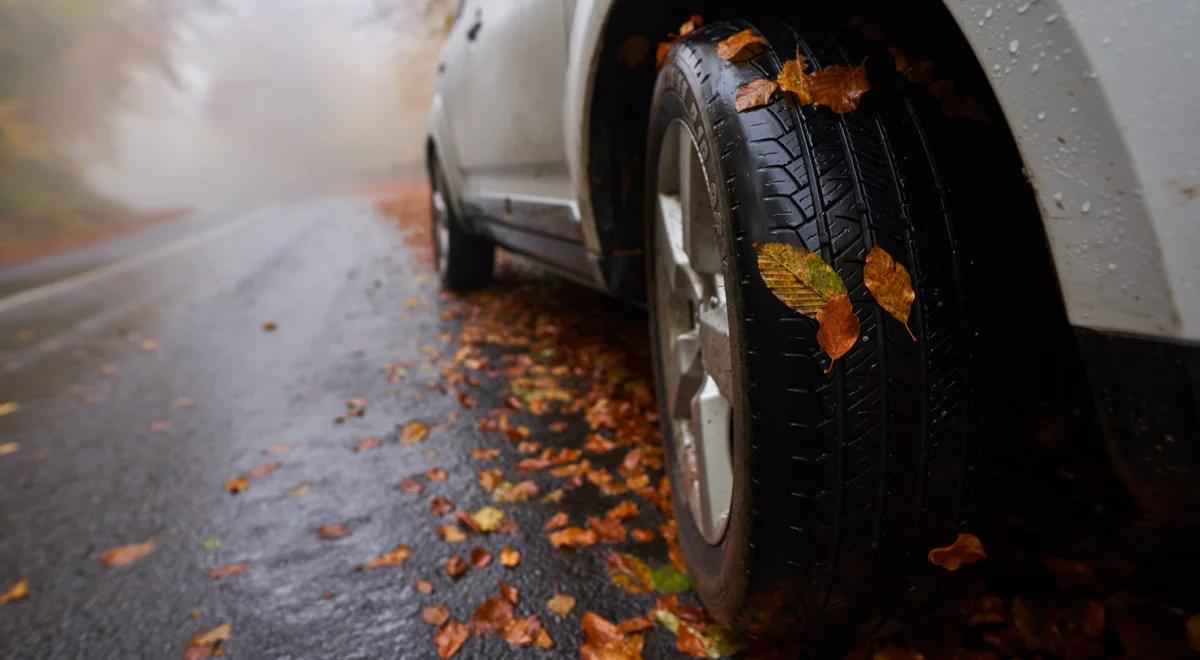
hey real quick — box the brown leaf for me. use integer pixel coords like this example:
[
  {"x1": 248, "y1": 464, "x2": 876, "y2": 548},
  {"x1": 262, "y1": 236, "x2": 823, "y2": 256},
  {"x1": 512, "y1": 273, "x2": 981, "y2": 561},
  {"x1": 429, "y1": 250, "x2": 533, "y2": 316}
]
[
  {"x1": 317, "y1": 524, "x2": 351, "y2": 540},
  {"x1": 806, "y1": 63, "x2": 871, "y2": 113},
  {"x1": 0, "y1": 579, "x2": 29, "y2": 604},
  {"x1": 426, "y1": 468, "x2": 448, "y2": 481},
  {"x1": 262, "y1": 320, "x2": 278, "y2": 331},
  {"x1": 547, "y1": 593, "x2": 576, "y2": 618},
  {"x1": 502, "y1": 616, "x2": 544, "y2": 648},
  {"x1": 471, "y1": 596, "x2": 515, "y2": 635},
  {"x1": 401, "y1": 478, "x2": 424, "y2": 494},
  {"x1": 717, "y1": 28, "x2": 767, "y2": 60},
  {"x1": 243, "y1": 462, "x2": 279, "y2": 481},
  {"x1": 549, "y1": 527, "x2": 598, "y2": 549},
  {"x1": 864, "y1": 245, "x2": 916, "y2": 339},
  {"x1": 100, "y1": 539, "x2": 155, "y2": 567},
  {"x1": 584, "y1": 433, "x2": 617, "y2": 453},
  {"x1": 499, "y1": 581, "x2": 519, "y2": 605},
  {"x1": 606, "y1": 552, "x2": 654, "y2": 593},
  {"x1": 224, "y1": 478, "x2": 250, "y2": 494},
  {"x1": 477, "y1": 468, "x2": 503, "y2": 492},
  {"x1": 927, "y1": 532, "x2": 986, "y2": 571},
  {"x1": 430, "y1": 496, "x2": 455, "y2": 516},
  {"x1": 416, "y1": 579, "x2": 435, "y2": 594},
  {"x1": 754, "y1": 242, "x2": 847, "y2": 318},
  {"x1": 493, "y1": 480, "x2": 539, "y2": 502},
  {"x1": 362, "y1": 544, "x2": 411, "y2": 570},
  {"x1": 207, "y1": 563, "x2": 247, "y2": 580},
  {"x1": 815, "y1": 294, "x2": 861, "y2": 370},
  {"x1": 588, "y1": 516, "x2": 627, "y2": 543},
  {"x1": 582, "y1": 611, "x2": 624, "y2": 646},
  {"x1": 184, "y1": 623, "x2": 231, "y2": 660},
  {"x1": 544, "y1": 511, "x2": 569, "y2": 530},
  {"x1": 401, "y1": 421, "x2": 430, "y2": 444},
  {"x1": 263, "y1": 443, "x2": 296, "y2": 456},
  {"x1": 776, "y1": 56, "x2": 812, "y2": 104},
  {"x1": 434, "y1": 619, "x2": 469, "y2": 659},
  {"x1": 606, "y1": 500, "x2": 639, "y2": 521},
  {"x1": 581, "y1": 611, "x2": 645, "y2": 660},
  {"x1": 499, "y1": 544, "x2": 520, "y2": 567},
  {"x1": 618, "y1": 617, "x2": 654, "y2": 634},
  {"x1": 355, "y1": 436, "x2": 383, "y2": 453},
  {"x1": 423, "y1": 604, "x2": 451, "y2": 626},
  {"x1": 470, "y1": 448, "x2": 501, "y2": 460},
  {"x1": 439, "y1": 525, "x2": 468, "y2": 543},
  {"x1": 735, "y1": 79, "x2": 779, "y2": 112},
  {"x1": 924, "y1": 80, "x2": 991, "y2": 124},
  {"x1": 470, "y1": 547, "x2": 492, "y2": 568},
  {"x1": 445, "y1": 554, "x2": 469, "y2": 579}
]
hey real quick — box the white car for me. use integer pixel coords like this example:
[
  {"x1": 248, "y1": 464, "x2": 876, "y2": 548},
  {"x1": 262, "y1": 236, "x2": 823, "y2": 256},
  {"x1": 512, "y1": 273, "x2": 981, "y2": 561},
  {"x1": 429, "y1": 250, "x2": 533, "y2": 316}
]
[{"x1": 427, "y1": 0, "x2": 1199, "y2": 642}]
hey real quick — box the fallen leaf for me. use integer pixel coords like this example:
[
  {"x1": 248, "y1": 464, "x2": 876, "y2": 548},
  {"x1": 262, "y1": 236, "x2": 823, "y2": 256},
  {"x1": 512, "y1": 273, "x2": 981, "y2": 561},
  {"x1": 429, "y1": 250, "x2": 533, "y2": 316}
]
[
  {"x1": 423, "y1": 604, "x2": 451, "y2": 626},
  {"x1": 588, "y1": 516, "x2": 627, "y2": 543},
  {"x1": 632, "y1": 528, "x2": 655, "y2": 543},
  {"x1": 263, "y1": 443, "x2": 296, "y2": 456},
  {"x1": 656, "y1": 14, "x2": 703, "y2": 68},
  {"x1": 652, "y1": 596, "x2": 743, "y2": 658},
  {"x1": 262, "y1": 321, "x2": 278, "y2": 332},
  {"x1": 652, "y1": 566, "x2": 692, "y2": 593},
  {"x1": 618, "y1": 617, "x2": 654, "y2": 634},
  {"x1": 100, "y1": 539, "x2": 155, "y2": 567},
  {"x1": 927, "y1": 532, "x2": 986, "y2": 571},
  {"x1": 184, "y1": 623, "x2": 231, "y2": 660},
  {"x1": 401, "y1": 421, "x2": 430, "y2": 444},
  {"x1": 317, "y1": 524, "x2": 351, "y2": 540},
  {"x1": 547, "y1": 593, "x2": 576, "y2": 618},
  {"x1": 542, "y1": 488, "x2": 566, "y2": 503},
  {"x1": 439, "y1": 525, "x2": 468, "y2": 543},
  {"x1": 243, "y1": 462, "x2": 279, "y2": 480},
  {"x1": 776, "y1": 56, "x2": 812, "y2": 104},
  {"x1": 148, "y1": 420, "x2": 172, "y2": 432},
  {"x1": 477, "y1": 468, "x2": 503, "y2": 492},
  {"x1": 754, "y1": 242, "x2": 847, "y2": 318},
  {"x1": 815, "y1": 294, "x2": 861, "y2": 370},
  {"x1": 549, "y1": 527, "x2": 598, "y2": 549},
  {"x1": 355, "y1": 436, "x2": 383, "y2": 453},
  {"x1": 434, "y1": 619, "x2": 469, "y2": 658},
  {"x1": 584, "y1": 433, "x2": 618, "y2": 454},
  {"x1": 445, "y1": 554, "x2": 469, "y2": 579},
  {"x1": 288, "y1": 482, "x2": 310, "y2": 498},
  {"x1": 470, "y1": 547, "x2": 492, "y2": 568},
  {"x1": 401, "y1": 478, "x2": 424, "y2": 494},
  {"x1": 864, "y1": 245, "x2": 917, "y2": 339},
  {"x1": 202, "y1": 538, "x2": 220, "y2": 551},
  {"x1": 208, "y1": 563, "x2": 247, "y2": 580},
  {"x1": 499, "y1": 544, "x2": 520, "y2": 567},
  {"x1": 502, "y1": 616, "x2": 544, "y2": 648},
  {"x1": 805, "y1": 62, "x2": 871, "y2": 113},
  {"x1": 493, "y1": 480, "x2": 539, "y2": 503},
  {"x1": 416, "y1": 579, "x2": 435, "y2": 594},
  {"x1": 0, "y1": 442, "x2": 19, "y2": 456},
  {"x1": 362, "y1": 544, "x2": 411, "y2": 570},
  {"x1": 471, "y1": 596, "x2": 515, "y2": 635},
  {"x1": 717, "y1": 28, "x2": 768, "y2": 60},
  {"x1": 224, "y1": 477, "x2": 250, "y2": 494},
  {"x1": 606, "y1": 500, "x2": 639, "y2": 521},
  {"x1": 607, "y1": 552, "x2": 654, "y2": 593},
  {"x1": 470, "y1": 448, "x2": 501, "y2": 460},
  {"x1": 499, "y1": 581, "x2": 519, "y2": 605},
  {"x1": 430, "y1": 496, "x2": 456, "y2": 516},
  {"x1": 426, "y1": 468, "x2": 448, "y2": 481},
  {"x1": 0, "y1": 401, "x2": 20, "y2": 417},
  {"x1": 470, "y1": 506, "x2": 506, "y2": 532},
  {"x1": 544, "y1": 511, "x2": 569, "y2": 530},
  {"x1": 0, "y1": 580, "x2": 29, "y2": 604},
  {"x1": 581, "y1": 611, "x2": 645, "y2": 660}
]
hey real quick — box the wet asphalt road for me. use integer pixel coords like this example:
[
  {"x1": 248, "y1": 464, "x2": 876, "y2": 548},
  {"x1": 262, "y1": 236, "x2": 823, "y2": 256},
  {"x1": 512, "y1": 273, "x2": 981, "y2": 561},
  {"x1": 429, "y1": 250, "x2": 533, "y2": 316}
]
[{"x1": 0, "y1": 194, "x2": 684, "y2": 658}]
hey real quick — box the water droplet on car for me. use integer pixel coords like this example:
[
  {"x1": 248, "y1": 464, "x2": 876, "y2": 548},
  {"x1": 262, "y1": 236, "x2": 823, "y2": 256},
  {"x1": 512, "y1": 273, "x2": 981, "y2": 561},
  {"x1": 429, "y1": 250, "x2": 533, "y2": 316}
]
[
  {"x1": 1107, "y1": 263, "x2": 1118, "y2": 271},
  {"x1": 1009, "y1": 39, "x2": 1020, "y2": 54},
  {"x1": 1081, "y1": 201, "x2": 1091, "y2": 213},
  {"x1": 1045, "y1": 12, "x2": 1060, "y2": 23}
]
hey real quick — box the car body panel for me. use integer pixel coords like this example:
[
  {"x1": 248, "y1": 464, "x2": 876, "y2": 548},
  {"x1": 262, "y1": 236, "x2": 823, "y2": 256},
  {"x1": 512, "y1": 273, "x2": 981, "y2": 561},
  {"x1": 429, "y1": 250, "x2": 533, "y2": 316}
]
[{"x1": 432, "y1": 0, "x2": 1200, "y2": 342}]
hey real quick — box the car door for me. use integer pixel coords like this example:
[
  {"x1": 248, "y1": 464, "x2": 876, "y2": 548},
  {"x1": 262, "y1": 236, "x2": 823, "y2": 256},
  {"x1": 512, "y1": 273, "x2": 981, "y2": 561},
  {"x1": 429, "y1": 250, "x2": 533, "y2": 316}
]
[{"x1": 439, "y1": 0, "x2": 578, "y2": 241}]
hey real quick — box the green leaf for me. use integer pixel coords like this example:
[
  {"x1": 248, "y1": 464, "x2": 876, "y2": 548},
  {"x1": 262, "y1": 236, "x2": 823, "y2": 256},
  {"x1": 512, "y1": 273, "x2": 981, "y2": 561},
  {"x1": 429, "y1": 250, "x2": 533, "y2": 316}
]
[{"x1": 652, "y1": 566, "x2": 692, "y2": 593}]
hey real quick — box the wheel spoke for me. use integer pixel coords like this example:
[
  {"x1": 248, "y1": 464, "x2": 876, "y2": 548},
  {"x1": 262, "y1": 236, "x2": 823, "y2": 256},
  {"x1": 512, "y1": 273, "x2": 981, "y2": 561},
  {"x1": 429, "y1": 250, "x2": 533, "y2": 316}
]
[
  {"x1": 679, "y1": 135, "x2": 721, "y2": 277},
  {"x1": 656, "y1": 193, "x2": 704, "y2": 303},
  {"x1": 698, "y1": 302, "x2": 734, "y2": 402},
  {"x1": 688, "y1": 376, "x2": 733, "y2": 538}
]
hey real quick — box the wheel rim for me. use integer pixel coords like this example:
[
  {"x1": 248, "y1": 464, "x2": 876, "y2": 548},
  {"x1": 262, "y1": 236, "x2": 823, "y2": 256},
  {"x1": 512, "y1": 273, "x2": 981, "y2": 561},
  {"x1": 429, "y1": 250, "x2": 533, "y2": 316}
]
[
  {"x1": 431, "y1": 173, "x2": 450, "y2": 276},
  {"x1": 654, "y1": 120, "x2": 734, "y2": 545}
]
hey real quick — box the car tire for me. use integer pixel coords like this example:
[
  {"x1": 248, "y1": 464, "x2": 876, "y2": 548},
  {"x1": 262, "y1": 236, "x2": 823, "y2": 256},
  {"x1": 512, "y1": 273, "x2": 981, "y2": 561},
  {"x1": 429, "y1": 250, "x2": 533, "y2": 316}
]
[
  {"x1": 429, "y1": 154, "x2": 494, "y2": 291},
  {"x1": 646, "y1": 18, "x2": 986, "y2": 645}
]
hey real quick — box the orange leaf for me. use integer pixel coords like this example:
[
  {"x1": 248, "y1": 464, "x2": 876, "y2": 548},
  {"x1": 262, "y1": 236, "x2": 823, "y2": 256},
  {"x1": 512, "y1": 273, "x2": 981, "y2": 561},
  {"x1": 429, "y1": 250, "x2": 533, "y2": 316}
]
[
  {"x1": 606, "y1": 500, "x2": 639, "y2": 521},
  {"x1": 499, "y1": 544, "x2": 520, "y2": 568},
  {"x1": 581, "y1": 612, "x2": 645, "y2": 660},
  {"x1": 224, "y1": 478, "x2": 250, "y2": 494},
  {"x1": 502, "y1": 616, "x2": 544, "y2": 648},
  {"x1": 776, "y1": 56, "x2": 812, "y2": 105},
  {"x1": 401, "y1": 421, "x2": 430, "y2": 444},
  {"x1": 806, "y1": 63, "x2": 871, "y2": 114},
  {"x1": 362, "y1": 544, "x2": 411, "y2": 570},
  {"x1": 207, "y1": 563, "x2": 247, "y2": 580},
  {"x1": 423, "y1": 604, "x2": 451, "y2": 626},
  {"x1": 184, "y1": 623, "x2": 231, "y2": 660},
  {"x1": 582, "y1": 611, "x2": 624, "y2": 646},
  {"x1": 544, "y1": 511, "x2": 570, "y2": 530},
  {"x1": 927, "y1": 532, "x2": 986, "y2": 571},
  {"x1": 477, "y1": 468, "x2": 503, "y2": 492},
  {"x1": 401, "y1": 478, "x2": 424, "y2": 494},
  {"x1": 605, "y1": 552, "x2": 654, "y2": 593},
  {"x1": 734, "y1": 79, "x2": 779, "y2": 112},
  {"x1": 584, "y1": 433, "x2": 617, "y2": 454},
  {"x1": 445, "y1": 554, "x2": 469, "y2": 579},
  {"x1": 618, "y1": 616, "x2": 654, "y2": 634},
  {"x1": 470, "y1": 448, "x2": 501, "y2": 460},
  {"x1": 100, "y1": 539, "x2": 155, "y2": 567},
  {"x1": 499, "y1": 581, "x2": 519, "y2": 605},
  {"x1": 415, "y1": 579, "x2": 435, "y2": 594},
  {"x1": 317, "y1": 524, "x2": 351, "y2": 540},
  {"x1": 815, "y1": 294, "x2": 861, "y2": 370},
  {"x1": 470, "y1": 547, "x2": 492, "y2": 568},
  {"x1": 0, "y1": 579, "x2": 29, "y2": 604},
  {"x1": 471, "y1": 596, "x2": 515, "y2": 635},
  {"x1": 430, "y1": 496, "x2": 455, "y2": 516},
  {"x1": 548, "y1": 527, "x2": 598, "y2": 549},
  {"x1": 355, "y1": 436, "x2": 383, "y2": 453},
  {"x1": 547, "y1": 593, "x2": 576, "y2": 618},
  {"x1": 588, "y1": 516, "x2": 628, "y2": 543},
  {"x1": 632, "y1": 528, "x2": 655, "y2": 543},
  {"x1": 434, "y1": 619, "x2": 469, "y2": 659},
  {"x1": 426, "y1": 468, "x2": 448, "y2": 481},
  {"x1": 717, "y1": 29, "x2": 768, "y2": 61},
  {"x1": 439, "y1": 525, "x2": 468, "y2": 543},
  {"x1": 864, "y1": 245, "x2": 917, "y2": 339},
  {"x1": 263, "y1": 443, "x2": 295, "y2": 455}
]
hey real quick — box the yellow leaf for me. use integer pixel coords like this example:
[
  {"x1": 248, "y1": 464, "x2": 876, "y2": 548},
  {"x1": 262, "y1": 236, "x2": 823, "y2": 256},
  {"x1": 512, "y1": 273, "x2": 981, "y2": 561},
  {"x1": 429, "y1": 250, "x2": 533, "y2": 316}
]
[
  {"x1": 471, "y1": 506, "x2": 505, "y2": 532},
  {"x1": 927, "y1": 532, "x2": 986, "y2": 571},
  {"x1": 734, "y1": 79, "x2": 779, "y2": 112},
  {"x1": 547, "y1": 593, "x2": 576, "y2": 618},
  {"x1": 0, "y1": 442, "x2": 19, "y2": 456},
  {"x1": 716, "y1": 29, "x2": 767, "y2": 61},
  {"x1": 754, "y1": 243, "x2": 847, "y2": 318},
  {"x1": 776, "y1": 55, "x2": 812, "y2": 105},
  {"x1": 864, "y1": 245, "x2": 917, "y2": 340},
  {"x1": 816, "y1": 295, "x2": 861, "y2": 370},
  {"x1": 400, "y1": 421, "x2": 430, "y2": 444},
  {"x1": 0, "y1": 401, "x2": 19, "y2": 417},
  {"x1": 1, "y1": 579, "x2": 29, "y2": 604}
]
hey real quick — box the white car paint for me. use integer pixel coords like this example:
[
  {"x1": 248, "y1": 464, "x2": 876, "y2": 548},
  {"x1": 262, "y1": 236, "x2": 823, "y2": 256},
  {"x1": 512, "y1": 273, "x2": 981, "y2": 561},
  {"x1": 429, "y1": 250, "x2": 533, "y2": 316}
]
[{"x1": 432, "y1": 0, "x2": 1200, "y2": 342}]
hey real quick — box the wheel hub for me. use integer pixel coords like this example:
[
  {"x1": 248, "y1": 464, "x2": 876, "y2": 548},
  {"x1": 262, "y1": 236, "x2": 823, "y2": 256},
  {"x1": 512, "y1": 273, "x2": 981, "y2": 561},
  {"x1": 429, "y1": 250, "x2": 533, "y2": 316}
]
[{"x1": 653, "y1": 120, "x2": 734, "y2": 545}]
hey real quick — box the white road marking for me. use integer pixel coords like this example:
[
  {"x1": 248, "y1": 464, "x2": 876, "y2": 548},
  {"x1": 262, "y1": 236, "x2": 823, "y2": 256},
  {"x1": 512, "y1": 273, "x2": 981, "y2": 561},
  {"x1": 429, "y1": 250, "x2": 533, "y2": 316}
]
[{"x1": 0, "y1": 208, "x2": 267, "y2": 316}]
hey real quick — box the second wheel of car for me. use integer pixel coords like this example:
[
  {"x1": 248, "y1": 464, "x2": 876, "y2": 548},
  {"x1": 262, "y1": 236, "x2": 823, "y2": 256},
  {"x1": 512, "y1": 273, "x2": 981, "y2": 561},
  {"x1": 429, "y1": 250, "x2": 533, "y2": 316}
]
[{"x1": 647, "y1": 18, "x2": 984, "y2": 644}]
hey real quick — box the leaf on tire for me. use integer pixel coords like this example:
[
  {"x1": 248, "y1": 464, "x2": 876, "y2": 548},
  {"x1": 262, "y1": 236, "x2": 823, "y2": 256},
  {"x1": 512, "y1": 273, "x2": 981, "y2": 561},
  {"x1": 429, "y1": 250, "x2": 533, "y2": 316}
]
[
  {"x1": 864, "y1": 245, "x2": 917, "y2": 339},
  {"x1": 776, "y1": 55, "x2": 813, "y2": 105},
  {"x1": 656, "y1": 15, "x2": 704, "y2": 68},
  {"x1": 765, "y1": 52, "x2": 871, "y2": 114},
  {"x1": 927, "y1": 532, "x2": 987, "y2": 571},
  {"x1": 716, "y1": 29, "x2": 767, "y2": 60},
  {"x1": 754, "y1": 243, "x2": 847, "y2": 317},
  {"x1": 734, "y1": 79, "x2": 780, "y2": 112},
  {"x1": 815, "y1": 295, "x2": 861, "y2": 370}
]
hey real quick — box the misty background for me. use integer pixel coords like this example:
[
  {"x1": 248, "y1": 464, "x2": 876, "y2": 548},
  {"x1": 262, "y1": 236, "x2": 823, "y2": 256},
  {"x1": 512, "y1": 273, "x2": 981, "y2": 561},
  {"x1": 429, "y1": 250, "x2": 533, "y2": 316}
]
[{"x1": 0, "y1": 0, "x2": 451, "y2": 264}]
